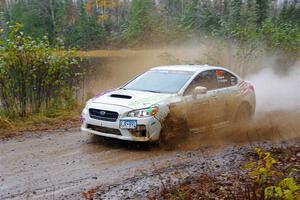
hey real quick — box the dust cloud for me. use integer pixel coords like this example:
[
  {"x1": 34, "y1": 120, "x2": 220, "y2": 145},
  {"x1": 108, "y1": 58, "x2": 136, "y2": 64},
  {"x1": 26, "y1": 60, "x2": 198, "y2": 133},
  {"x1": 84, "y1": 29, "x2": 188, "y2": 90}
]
[{"x1": 247, "y1": 63, "x2": 300, "y2": 113}]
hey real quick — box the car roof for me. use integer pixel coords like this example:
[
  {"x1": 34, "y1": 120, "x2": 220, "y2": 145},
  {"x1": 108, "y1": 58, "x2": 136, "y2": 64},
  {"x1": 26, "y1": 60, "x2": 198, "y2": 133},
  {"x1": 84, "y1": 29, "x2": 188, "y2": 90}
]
[{"x1": 150, "y1": 64, "x2": 230, "y2": 73}]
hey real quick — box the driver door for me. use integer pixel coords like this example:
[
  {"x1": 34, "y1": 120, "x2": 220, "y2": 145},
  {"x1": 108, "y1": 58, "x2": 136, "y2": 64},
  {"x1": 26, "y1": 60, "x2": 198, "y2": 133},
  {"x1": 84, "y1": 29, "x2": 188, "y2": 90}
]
[{"x1": 183, "y1": 70, "x2": 218, "y2": 128}]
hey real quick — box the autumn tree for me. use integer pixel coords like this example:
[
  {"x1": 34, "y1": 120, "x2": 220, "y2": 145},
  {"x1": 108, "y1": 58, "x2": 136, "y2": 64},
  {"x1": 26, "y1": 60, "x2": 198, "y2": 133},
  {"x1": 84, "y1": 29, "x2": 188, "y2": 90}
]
[{"x1": 86, "y1": 0, "x2": 119, "y2": 26}]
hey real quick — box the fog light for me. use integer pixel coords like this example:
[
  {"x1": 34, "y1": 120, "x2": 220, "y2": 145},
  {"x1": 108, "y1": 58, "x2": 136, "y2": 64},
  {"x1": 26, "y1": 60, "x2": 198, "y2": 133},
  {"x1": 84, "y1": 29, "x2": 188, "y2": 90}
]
[
  {"x1": 129, "y1": 125, "x2": 147, "y2": 137},
  {"x1": 136, "y1": 125, "x2": 146, "y2": 131}
]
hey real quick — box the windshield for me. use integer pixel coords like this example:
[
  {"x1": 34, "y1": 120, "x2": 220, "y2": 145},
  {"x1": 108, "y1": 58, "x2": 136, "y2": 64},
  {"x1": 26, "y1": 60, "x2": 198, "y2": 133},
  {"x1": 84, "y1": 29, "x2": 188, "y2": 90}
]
[{"x1": 123, "y1": 70, "x2": 195, "y2": 93}]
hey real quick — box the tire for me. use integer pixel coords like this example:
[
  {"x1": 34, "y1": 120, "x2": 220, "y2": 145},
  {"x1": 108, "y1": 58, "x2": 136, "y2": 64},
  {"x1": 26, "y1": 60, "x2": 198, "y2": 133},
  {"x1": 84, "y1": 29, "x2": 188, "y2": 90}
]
[
  {"x1": 158, "y1": 115, "x2": 190, "y2": 147},
  {"x1": 235, "y1": 103, "x2": 252, "y2": 123}
]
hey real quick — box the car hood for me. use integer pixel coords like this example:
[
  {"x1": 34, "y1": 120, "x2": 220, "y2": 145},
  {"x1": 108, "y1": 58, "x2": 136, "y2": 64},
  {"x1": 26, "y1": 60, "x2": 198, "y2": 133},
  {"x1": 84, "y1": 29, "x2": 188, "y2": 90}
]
[{"x1": 89, "y1": 89, "x2": 173, "y2": 109}]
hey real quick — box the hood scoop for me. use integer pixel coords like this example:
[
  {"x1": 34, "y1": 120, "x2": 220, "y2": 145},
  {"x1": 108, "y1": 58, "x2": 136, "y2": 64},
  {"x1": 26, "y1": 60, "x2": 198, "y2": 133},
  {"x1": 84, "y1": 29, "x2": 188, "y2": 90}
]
[{"x1": 110, "y1": 94, "x2": 132, "y2": 99}]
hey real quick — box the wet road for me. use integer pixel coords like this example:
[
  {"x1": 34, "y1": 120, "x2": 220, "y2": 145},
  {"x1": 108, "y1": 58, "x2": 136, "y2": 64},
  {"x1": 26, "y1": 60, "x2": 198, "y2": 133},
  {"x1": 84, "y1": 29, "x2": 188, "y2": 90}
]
[
  {"x1": 0, "y1": 127, "x2": 245, "y2": 200},
  {"x1": 1, "y1": 111, "x2": 299, "y2": 199},
  {"x1": 2, "y1": 128, "x2": 209, "y2": 200}
]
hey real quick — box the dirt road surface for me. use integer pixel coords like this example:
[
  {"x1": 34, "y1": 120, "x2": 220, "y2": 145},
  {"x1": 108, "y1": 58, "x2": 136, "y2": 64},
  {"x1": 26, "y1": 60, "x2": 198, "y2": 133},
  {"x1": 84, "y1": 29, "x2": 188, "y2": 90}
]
[
  {"x1": 0, "y1": 128, "x2": 176, "y2": 200},
  {"x1": 0, "y1": 111, "x2": 299, "y2": 200}
]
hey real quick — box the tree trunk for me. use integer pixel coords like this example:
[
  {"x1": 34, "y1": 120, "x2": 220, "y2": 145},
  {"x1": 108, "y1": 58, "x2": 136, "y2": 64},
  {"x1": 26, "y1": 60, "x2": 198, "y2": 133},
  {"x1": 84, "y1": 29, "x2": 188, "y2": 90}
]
[{"x1": 49, "y1": 0, "x2": 56, "y2": 43}]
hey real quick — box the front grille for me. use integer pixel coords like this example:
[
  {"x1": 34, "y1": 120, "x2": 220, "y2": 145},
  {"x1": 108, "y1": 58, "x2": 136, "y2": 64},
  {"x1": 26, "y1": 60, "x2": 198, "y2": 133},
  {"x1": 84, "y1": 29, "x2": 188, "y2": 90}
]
[
  {"x1": 89, "y1": 109, "x2": 119, "y2": 122},
  {"x1": 87, "y1": 124, "x2": 122, "y2": 135}
]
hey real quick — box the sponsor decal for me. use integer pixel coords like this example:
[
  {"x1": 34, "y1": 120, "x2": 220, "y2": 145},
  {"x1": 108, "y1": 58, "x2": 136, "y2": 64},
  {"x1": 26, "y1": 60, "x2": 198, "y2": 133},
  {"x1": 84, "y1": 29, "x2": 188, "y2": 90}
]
[{"x1": 128, "y1": 94, "x2": 169, "y2": 107}]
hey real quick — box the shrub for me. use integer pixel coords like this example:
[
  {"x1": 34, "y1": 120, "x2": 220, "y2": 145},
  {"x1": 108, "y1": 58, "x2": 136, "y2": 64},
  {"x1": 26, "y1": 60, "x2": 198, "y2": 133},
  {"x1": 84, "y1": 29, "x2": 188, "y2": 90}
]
[
  {"x1": 0, "y1": 23, "x2": 82, "y2": 117},
  {"x1": 244, "y1": 148, "x2": 300, "y2": 200}
]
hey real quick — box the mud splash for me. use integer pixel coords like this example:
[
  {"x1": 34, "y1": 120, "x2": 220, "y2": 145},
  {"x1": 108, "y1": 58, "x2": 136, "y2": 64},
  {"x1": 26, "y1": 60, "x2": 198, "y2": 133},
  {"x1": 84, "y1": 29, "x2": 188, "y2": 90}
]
[
  {"x1": 81, "y1": 45, "x2": 300, "y2": 149},
  {"x1": 165, "y1": 110, "x2": 300, "y2": 152}
]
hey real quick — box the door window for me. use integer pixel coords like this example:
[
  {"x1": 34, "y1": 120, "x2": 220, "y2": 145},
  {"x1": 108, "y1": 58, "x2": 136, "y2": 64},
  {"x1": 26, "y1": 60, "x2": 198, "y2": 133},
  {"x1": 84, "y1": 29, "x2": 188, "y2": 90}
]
[
  {"x1": 184, "y1": 70, "x2": 218, "y2": 95},
  {"x1": 215, "y1": 70, "x2": 238, "y2": 88}
]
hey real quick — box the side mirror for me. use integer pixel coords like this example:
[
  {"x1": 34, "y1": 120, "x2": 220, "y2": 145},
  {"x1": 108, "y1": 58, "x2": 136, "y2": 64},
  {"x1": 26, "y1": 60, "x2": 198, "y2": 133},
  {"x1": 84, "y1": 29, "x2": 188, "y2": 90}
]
[{"x1": 192, "y1": 86, "x2": 207, "y2": 98}]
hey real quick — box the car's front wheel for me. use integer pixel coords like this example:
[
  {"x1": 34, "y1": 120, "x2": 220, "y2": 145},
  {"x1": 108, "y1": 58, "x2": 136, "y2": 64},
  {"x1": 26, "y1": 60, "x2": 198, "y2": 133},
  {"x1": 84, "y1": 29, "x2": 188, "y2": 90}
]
[{"x1": 158, "y1": 115, "x2": 190, "y2": 147}]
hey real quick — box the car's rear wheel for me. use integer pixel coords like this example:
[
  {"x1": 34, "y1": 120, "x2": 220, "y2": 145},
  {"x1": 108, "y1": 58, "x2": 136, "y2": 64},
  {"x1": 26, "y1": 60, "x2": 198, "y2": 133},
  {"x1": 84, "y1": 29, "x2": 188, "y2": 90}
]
[{"x1": 235, "y1": 103, "x2": 252, "y2": 123}]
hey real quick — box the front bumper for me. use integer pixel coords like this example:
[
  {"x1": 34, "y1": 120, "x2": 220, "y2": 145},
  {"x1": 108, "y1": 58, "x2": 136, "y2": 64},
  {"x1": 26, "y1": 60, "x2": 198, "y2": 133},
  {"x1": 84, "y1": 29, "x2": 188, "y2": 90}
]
[{"x1": 81, "y1": 104, "x2": 162, "y2": 142}]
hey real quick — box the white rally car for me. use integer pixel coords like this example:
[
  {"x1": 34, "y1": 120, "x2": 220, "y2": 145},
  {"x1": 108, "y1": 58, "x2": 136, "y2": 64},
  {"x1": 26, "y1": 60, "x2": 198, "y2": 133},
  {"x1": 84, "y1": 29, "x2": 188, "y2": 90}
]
[{"x1": 81, "y1": 65, "x2": 255, "y2": 142}]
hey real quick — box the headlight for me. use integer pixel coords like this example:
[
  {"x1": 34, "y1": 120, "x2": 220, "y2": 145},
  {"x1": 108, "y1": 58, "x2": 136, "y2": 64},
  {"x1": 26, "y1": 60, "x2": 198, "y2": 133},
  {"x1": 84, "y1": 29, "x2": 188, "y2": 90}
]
[
  {"x1": 127, "y1": 107, "x2": 158, "y2": 118},
  {"x1": 82, "y1": 107, "x2": 88, "y2": 116},
  {"x1": 85, "y1": 99, "x2": 93, "y2": 107}
]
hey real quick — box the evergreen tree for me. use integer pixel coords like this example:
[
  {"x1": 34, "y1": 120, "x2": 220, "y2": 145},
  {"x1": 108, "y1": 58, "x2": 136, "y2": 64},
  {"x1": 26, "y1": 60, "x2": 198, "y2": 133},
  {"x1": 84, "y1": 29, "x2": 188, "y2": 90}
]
[
  {"x1": 279, "y1": 0, "x2": 300, "y2": 24},
  {"x1": 256, "y1": 0, "x2": 269, "y2": 25},
  {"x1": 241, "y1": 0, "x2": 258, "y2": 29},
  {"x1": 63, "y1": 0, "x2": 106, "y2": 49},
  {"x1": 1, "y1": 0, "x2": 298, "y2": 51},
  {"x1": 228, "y1": 0, "x2": 242, "y2": 28},
  {"x1": 124, "y1": 0, "x2": 156, "y2": 46},
  {"x1": 0, "y1": 2, "x2": 5, "y2": 30}
]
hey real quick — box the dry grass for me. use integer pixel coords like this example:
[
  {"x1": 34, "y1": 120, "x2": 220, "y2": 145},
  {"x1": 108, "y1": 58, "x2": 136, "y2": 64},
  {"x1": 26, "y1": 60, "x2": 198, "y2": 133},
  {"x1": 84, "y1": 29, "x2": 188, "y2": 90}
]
[
  {"x1": 0, "y1": 108, "x2": 81, "y2": 139},
  {"x1": 76, "y1": 50, "x2": 136, "y2": 58}
]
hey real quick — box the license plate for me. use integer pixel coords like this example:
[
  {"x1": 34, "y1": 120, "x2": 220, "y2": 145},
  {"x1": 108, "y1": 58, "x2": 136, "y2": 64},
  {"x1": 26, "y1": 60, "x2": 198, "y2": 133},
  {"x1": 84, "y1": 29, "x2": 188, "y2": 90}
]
[{"x1": 119, "y1": 120, "x2": 137, "y2": 129}]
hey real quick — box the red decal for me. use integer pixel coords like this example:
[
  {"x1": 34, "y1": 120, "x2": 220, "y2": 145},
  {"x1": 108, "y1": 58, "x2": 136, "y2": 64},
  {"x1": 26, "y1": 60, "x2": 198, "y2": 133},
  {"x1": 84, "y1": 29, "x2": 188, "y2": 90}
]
[{"x1": 238, "y1": 81, "x2": 252, "y2": 97}]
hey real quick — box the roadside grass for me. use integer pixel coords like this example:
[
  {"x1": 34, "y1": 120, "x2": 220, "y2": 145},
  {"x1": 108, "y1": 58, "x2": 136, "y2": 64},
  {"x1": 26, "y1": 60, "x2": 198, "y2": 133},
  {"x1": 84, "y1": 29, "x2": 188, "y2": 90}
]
[
  {"x1": 76, "y1": 50, "x2": 134, "y2": 58},
  {"x1": 0, "y1": 106, "x2": 82, "y2": 138}
]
